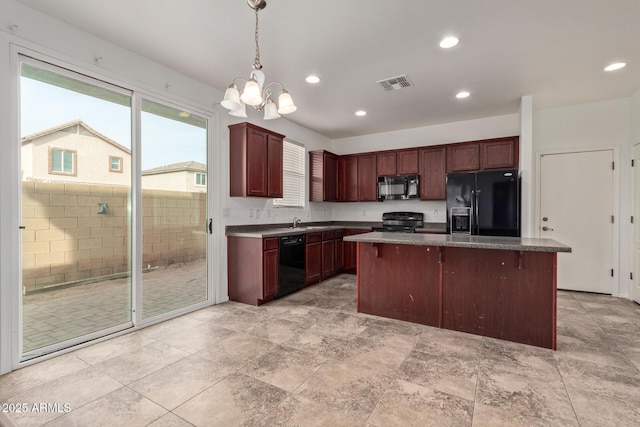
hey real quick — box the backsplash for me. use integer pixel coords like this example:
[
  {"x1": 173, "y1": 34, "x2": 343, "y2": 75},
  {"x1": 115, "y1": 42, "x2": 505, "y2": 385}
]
[{"x1": 330, "y1": 199, "x2": 446, "y2": 223}]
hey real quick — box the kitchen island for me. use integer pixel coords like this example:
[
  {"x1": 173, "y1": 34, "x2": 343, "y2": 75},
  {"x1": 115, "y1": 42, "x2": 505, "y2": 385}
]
[{"x1": 343, "y1": 232, "x2": 571, "y2": 349}]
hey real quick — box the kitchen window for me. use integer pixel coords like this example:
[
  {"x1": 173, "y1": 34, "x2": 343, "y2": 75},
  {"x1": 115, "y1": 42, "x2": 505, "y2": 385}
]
[
  {"x1": 49, "y1": 148, "x2": 76, "y2": 175},
  {"x1": 273, "y1": 140, "x2": 305, "y2": 208},
  {"x1": 195, "y1": 172, "x2": 206, "y2": 187},
  {"x1": 109, "y1": 156, "x2": 123, "y2": 172}
]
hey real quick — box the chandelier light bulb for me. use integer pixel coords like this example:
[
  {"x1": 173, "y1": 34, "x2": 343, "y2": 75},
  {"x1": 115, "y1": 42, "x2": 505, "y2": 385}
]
[
  {"x1": 240, "y1": 78, "x2": 263, "y2": 106},
  {"x1": 221, "y1": 85, "x2": 241, "y2": 111},
  {"x1": 263, "y1": 100, "x2": 281, "y2": 120},
  {"x1": 229, "y1": 101, "x2": 248, "y2": 118},
  {"x1": 277, "y1": 90, "x2": 297, "y2": 114}
]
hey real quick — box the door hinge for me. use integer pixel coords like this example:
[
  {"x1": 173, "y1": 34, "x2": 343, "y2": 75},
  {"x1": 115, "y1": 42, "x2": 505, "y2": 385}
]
[
  {"x1": 612, "y1": 161, "x2": 615, "y2": 170},
  {"x1": 611, "y1": 215, "x2": 614, "y2": 224},
  {"x1": 611, "y1": 269, "x2": 614, "y2": 277}
]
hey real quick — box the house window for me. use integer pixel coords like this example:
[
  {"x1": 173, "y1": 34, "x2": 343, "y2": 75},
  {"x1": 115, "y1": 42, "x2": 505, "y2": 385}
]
[
  {"x1": 109, "y1": 156, "x2": 123, "y2": 173},
  {"x1": 273, "y1": 140, "x2": 305, "y2": 208},
  {"x1": 49, "y1": 148, "x2": 76, "y2": 175},
  {"x1": 195, "y1": 172, "x2": 206, "y2": 187}
]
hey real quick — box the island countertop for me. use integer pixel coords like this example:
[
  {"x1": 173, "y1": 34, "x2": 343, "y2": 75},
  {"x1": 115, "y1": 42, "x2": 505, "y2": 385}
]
[{"x1": 343, "y1": 232, "x2": 571, "y2": 253}]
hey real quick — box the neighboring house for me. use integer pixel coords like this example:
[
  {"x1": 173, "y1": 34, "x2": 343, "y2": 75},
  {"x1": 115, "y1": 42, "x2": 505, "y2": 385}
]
[
  {"x1": 141, "y1": 161, "x2": 207, "y2": 193},
  {"x1": 21, "y1": 119, "x2": 131, "y2": 186}
]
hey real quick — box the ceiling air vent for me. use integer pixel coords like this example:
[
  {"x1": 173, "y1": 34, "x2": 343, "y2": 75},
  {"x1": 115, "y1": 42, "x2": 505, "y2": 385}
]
[{"x1": 377, "y1": 75, "x2": 412, "y2": 91}]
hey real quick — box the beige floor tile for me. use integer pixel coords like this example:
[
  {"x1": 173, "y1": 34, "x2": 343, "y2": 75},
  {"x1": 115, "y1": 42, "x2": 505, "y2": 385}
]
[
  {"x1": 257, "y1": 395, "x2": 362, "y2": 427},
  {"x1": 46, "y1": 387, "x2": 167, "y2": 427},
  {"x1": 72, "y1": 331, "x2": 156, "y2": 365},
  {"x1": 243, "y1": 344, "x2": 326, "y2": 392},
  {"x1": 146, "y1": 412, "x2": 194, "y2": 426},
  {"x1": 139, "y1": 316, "x2": 204, "y2": 340},
  {"x1": 194, "y1": 332, "x2": 274, "y2": 370},
  {"x1": 472, "y1": 402, "x2": 575, "y2": 427},
  {"x1": 475, "y1": 371, "x2": 577, "y2": 425},
  {"x1": 0, "y1": 353, "x2": 89, "y2": 401},
  {"x1": 294, "y1": 359, "x2": 392, "y2": 422},
  {"x1": 173, "y1": 372, "x2": 287, "y2": 426},
  {"x1": 244, "y1": 316, "x2": 310, "y2": 344},
  {"x1": 93, "y1": 340, "x2": 189, "y2": 384},
  {"x1": 567, "y1": 385, "x2": 640, "y2": 427},
  {"x1": 397, "y1": 348, "x2": 478, "y2": 401},
  {"x1": 479, "y1": 337, "x2": 561, "y2": 382},
  {"x1": 156, "y1": 323, "x2": 236, "y2": 354},
  {"x1": 129, "y1": 354, "x2": 236, "y2": 410},
  {"x1": 416, "y1": 326, "x2": 483, "y2": 357},
  {"x1": 368, "y1": 378, "x2": 474, "y2": 427},
  {"x1": 6, "y1": 367, "x2": 122, "y2": 427}
]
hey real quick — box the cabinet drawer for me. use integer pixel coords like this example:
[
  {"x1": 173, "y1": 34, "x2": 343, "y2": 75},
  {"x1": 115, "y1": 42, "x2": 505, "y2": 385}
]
[
  {"x1": 307, "y1": 232, "x2": 322, "y2": 243},
  {"x1": 263, "y1": 237, "x2": 279, "y2": 251},
  {"x1": 322, "y1": 231, "x2": 336, "y2": 241}
]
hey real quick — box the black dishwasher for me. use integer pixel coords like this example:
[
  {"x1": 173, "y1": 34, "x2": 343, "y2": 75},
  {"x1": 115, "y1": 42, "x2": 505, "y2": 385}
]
[{"x1": 277, "y1": 234, "x2": 306, "y2": 298}]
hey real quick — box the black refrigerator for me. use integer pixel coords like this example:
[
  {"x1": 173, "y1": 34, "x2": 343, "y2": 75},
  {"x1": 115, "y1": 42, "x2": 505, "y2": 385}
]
[{"x1": 446, "y1": 169, "x2": 520, "y2": 236}]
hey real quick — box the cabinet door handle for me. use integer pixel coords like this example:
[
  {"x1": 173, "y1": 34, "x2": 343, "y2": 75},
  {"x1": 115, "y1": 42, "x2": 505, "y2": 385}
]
[
  {"x1": 208, "y1": 218, "x2": 213, "y2": 234},
  {"x1": 542, "y1": 226, "x2": 554, "y2": 231}
]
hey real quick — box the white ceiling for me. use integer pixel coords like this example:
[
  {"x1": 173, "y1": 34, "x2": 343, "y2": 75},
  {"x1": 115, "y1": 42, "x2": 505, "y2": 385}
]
[{"x1": 15, "y1": 0, "x2": 640, "y2": 139}]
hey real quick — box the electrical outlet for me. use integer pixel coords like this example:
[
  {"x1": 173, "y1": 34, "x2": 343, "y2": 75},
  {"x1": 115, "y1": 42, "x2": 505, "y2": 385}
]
[
  {"x1": 249, "y1": 208, "x2": 254, "y2": 218},
  {"x1": 433, "y1": 210, "x2": 438, "y2": 217},
  {"x1": 256, "y1": 209, "x2": 261, "y2": 219}
]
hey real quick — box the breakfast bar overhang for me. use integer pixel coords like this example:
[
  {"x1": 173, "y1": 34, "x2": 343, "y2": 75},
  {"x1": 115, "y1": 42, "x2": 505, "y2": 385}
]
[{"x1": 343, "y1": 232, "x2": 572, "y2": 349}]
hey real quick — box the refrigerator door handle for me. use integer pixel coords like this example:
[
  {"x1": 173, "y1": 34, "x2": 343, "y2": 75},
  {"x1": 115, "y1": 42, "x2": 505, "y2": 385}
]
[{"x1": 474, "y1": 190, "x2": 480, "y2": 234}]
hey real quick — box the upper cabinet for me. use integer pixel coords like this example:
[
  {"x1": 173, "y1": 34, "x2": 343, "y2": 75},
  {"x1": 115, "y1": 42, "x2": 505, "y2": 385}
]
[
  {"x1": 358, "y1": 154, "x2": 378, "y2": 201},
  {"x1": 447, "y1": 137, "x2": 519, "y2": 173},
  {"x1": 447, "y1": 143, "x2": 480, "y2": 172},
  {"x1": 480, "y1": 137, "x2": 519, "y2": 170},
  {"x1": 309, "y1": 150, "x2": 338, "y2": 201},
  {"x1": 338, "y1": 155, "x2": 359, "y2": 202},
  {"x1": 376, "y1": 149, "x2": 419, "y2": 176},
  {"x1": 419, "y1": 147, "x2": 447, "y2": 200},
  {"x1": 229, "y1": 122, "x2": 284, "y2": 198}
]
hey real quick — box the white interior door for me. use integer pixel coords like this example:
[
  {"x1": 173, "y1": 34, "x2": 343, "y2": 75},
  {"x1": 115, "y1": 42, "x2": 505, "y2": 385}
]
[
  {"x1": 633, "y1": 143, "x2": 640, "y2": 303},
  {"x1": 540, "y1": 150, "x2": 614, "y2": 293}
]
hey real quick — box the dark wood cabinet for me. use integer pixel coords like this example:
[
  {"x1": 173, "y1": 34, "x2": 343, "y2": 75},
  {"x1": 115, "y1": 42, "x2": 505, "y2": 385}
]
[
  {"x1": 377, "y1": 152, "x2": 397, "y2": 176},
  {"x1": 263, "y1": 244, "x2": 279, "y2": 297},
  {"x1": 419, "y1": 147, "x2": 447, "y2": 200},
  {"x1": 309, "y1": 150, "x2": 338, "y2": 201},
  {"x1": 227, "y1": 236, "x2": 279, "y2": 306},
  {"x1": 305, "y1": 233, "x2": 322, "y2": 284},
  {"x1": 229, "y1": 122, "x2": 284, "y2": 198},
  {"x1": 480, "y1": 137, "x2": 519, "y2": 170},
  {"x1": 321, "y1": 231, "x2": 336, "y2": 278},
  {"x1": 338, "y1": 155, "x2": 359, "y2": 202},
  {"x1": 447, "y1": 142, "x2": 480, "y2": 172},
  {"x1": 397, "y1": 149, "x2": 419, "y2": 174},
  {"x1": 335, "y1": 230, "x2": 344, "y2": 271},
  {"x1": 358, "y1": 243, "x2": 441, "y2": 327},
  {"x1": 358, "y1": 154, "x2": 378, "y2": 201},
  {"x1": 343, "y1": 229, "x2": 368, "y2": 273}
]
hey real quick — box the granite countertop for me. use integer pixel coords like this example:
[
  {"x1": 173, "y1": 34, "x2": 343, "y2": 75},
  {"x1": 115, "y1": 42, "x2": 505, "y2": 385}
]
[
  {"x1": 343, "y1": 232, "x2": 572, "y2": 253},
  {"x1": 226, "y1": 221, "x2": 447, "y2": 238}
]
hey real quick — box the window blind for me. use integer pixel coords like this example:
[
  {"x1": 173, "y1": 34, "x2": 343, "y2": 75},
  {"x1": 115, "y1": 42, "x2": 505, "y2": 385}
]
[{"x1": 273, "y1": 140, "x2": 305, "y2": 208}]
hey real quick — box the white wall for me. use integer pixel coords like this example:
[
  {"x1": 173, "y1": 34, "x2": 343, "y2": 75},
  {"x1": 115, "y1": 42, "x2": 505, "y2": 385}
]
[
  {"x1": 330, "y1": 114, "x2": 521, "y2": 223},
  {"x1": 533, "y1": 97, "x2": 632, "y2": 297}
]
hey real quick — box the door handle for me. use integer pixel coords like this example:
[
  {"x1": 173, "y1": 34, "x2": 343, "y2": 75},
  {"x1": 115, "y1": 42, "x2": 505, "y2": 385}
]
[
  {"x1": 542, "y1": 226, "x2": 554, "y2": 231},
  {"x1": 208, "y1": 218, "x2": 213, "y2": 234}
]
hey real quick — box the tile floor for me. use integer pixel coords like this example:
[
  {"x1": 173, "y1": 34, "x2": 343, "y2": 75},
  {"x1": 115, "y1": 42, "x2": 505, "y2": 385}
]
[{"x1": 2, "y1": 274, "x2": 640, "y2": 426}]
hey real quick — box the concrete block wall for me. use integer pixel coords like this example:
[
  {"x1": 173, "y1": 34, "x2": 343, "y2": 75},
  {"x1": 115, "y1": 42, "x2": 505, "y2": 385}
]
[{"x1": 21, "y1": 181, "x2": 206, "y2": 293}]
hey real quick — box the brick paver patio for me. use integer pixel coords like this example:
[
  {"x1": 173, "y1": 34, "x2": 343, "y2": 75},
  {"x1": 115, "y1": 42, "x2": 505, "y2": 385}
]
[{"x1": 22, "y1": 259, "x2": 207, "y2": 353}]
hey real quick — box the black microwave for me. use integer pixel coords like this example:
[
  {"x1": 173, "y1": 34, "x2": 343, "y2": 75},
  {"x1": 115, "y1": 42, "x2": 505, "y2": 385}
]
[{"x1": 377, "y1": 175, "x2": 419, "y2": 201}]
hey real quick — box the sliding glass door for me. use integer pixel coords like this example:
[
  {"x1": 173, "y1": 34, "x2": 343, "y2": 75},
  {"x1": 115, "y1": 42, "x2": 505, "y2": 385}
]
[
  {"x1": 19, "y1": 57, "x2": 133, "y2": 358},
  {"x1": 140, "y1": 99, "x2": 209, "y2": 319},
  {"x1": 17, "y1": 56, "x2": 212, "y2": 361}
]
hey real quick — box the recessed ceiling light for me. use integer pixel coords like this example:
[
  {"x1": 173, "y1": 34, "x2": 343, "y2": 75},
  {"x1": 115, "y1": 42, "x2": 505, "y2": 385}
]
[
  {"x1": 604, "y1": 62, "x2": 626, "y2": 72},
  {"x1": 456, "y1": 91, "x2": 470, "y2": 99},
  {"x1": 355, "y1": 110, "x2": 367, "y2": 117},
  {"x1": 440, "y1": 36, "x2": 459, "y2": 49},
  {"x1": 305, "y1": 75, "x2": 320, "y2": 84}
]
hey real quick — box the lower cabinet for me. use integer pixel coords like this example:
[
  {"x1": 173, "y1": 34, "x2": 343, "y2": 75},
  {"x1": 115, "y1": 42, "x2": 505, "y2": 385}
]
[
  {"x1": 227, "y1": 236, "x2": 279, "y2": 306},
  {"x1": 305, "y1": 233, "x2": 322, "y2": 285},
  {"x1": 321, "y1": 231, "x2": 335, "y2": 278},
  {"x1": 343, "y1": 229, "x2": 369, "y2": 273},
  {"x1": 335, "y1": 230, "x2": 344, "y2": 271}
]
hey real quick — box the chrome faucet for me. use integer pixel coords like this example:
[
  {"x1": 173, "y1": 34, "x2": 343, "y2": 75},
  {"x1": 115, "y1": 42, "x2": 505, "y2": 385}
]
[{"x1": 292, "y1": 217, "x2": 302, "y2": 228}]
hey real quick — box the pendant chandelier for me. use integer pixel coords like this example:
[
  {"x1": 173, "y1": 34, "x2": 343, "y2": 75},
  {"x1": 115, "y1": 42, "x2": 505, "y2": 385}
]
[{"x1": 221, "y1": 0, "x2": 297, "y2": 120}]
